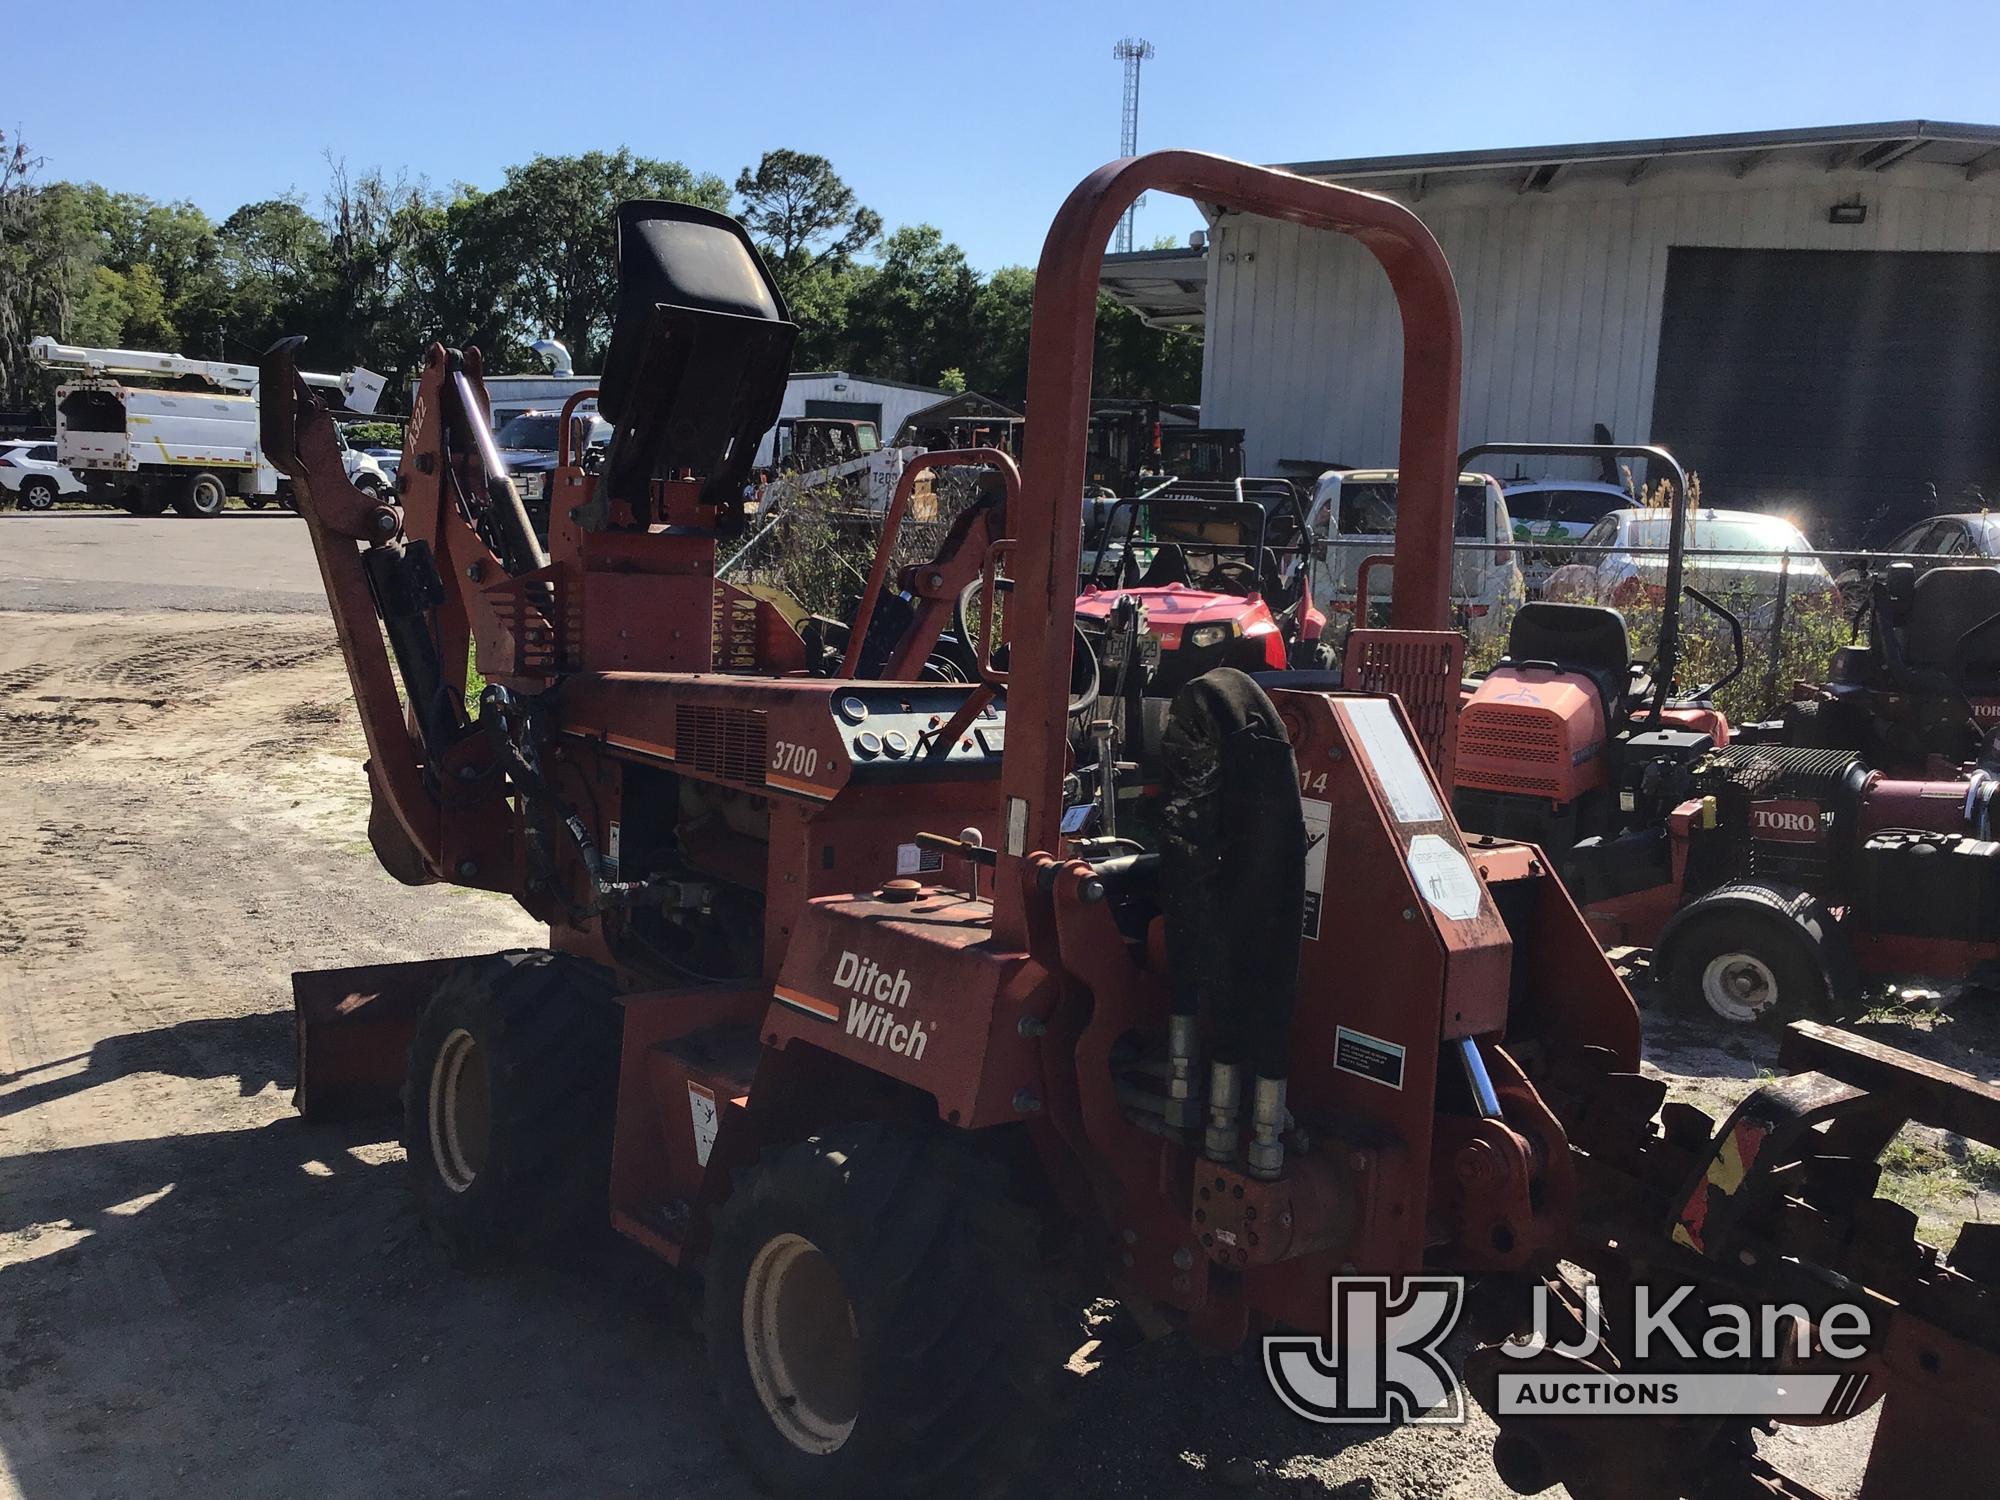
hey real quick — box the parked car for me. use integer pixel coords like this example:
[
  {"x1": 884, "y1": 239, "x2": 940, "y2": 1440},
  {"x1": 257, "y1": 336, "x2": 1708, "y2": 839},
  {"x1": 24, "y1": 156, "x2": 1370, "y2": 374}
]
[
  {"x1": 1304, "y1": 468, "x2": 1525, "y2": 643},
  {"x1": 0, "y1": 440, "x2": 86, "y2": 511},
  {"x1": 1545, "y1": 507, "x2": 1834, "y2": 620},
  {"x1": 1833, "y1": 512, "x2": 2000, "y2": 611},
  {"x1": 1500, "y1": 477, "x2": 1633, "y2": 594}
]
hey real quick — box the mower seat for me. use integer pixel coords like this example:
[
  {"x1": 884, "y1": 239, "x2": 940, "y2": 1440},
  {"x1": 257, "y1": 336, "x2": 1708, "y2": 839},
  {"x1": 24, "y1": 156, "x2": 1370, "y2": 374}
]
[
  {"x1": 1504, "y1": 601, "x2": 1632, "y2": 717},
  {"x1": 1906, "y1": 566, "x2": 2000, "y2": 674}
]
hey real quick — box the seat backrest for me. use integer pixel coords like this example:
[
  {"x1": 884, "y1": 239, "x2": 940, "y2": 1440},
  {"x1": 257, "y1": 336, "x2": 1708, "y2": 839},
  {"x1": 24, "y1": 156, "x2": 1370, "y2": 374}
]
[
  {"x1": 1138, "y1": 541, "x2": 1192, "y2": 589},
  {"x1": 1907, "y1": 565, "x2": 2000, "y2": 669},
  {"x1": 1504, "y1": 601, "x2": 1632, "y2": 715},
  {"x1": 1507, "y1": 602, "x2": 1630, "y2": 674}
]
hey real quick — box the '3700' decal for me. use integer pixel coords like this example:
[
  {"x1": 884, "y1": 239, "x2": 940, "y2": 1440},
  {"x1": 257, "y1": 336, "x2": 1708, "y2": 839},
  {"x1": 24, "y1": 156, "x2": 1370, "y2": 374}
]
[{"x1": 768, "y1": 740, "x2": 831, "y2": 799}]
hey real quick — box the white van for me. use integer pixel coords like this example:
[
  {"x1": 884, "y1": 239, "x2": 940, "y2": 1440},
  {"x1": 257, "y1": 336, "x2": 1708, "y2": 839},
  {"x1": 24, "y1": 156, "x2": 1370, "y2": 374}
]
[{"x1": 1304, "y1": 469, "x2": 1525, "y2": 645}]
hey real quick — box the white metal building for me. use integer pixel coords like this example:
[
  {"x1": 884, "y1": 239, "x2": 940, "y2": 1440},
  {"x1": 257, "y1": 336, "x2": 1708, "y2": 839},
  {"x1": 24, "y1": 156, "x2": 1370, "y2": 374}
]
[{"x1": 1104, "y1": 121, "x2": 2000, "y2": 537}]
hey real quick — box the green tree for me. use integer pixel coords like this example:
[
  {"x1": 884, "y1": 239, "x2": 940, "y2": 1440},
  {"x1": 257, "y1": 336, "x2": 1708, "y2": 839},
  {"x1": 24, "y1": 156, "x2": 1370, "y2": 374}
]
[
  {"x1": 467, "y1": 149, "x2": 729, "y2": 369},
  {"x1": 1093, "y1": 293, "x2": 1201, "y2": 403},
  {"x1": 217, "y1": 196, "x2": 329, "y2": 351},
  {"x1": 844, "y1": 225, "x2": 978, "y2": 386},
  {"x1": 734, "y1": 149, "x2": 880, "y2": 267},
  {"x1": 733, "y1": 151, "x2": 880, "y2": 370},
  {"x1": 0, "y1": 141, "x2": 113, "y2": 402},
  {"x1": 967, "y1": 264, "x2": 1034, "y2": 401},
  {"x1": 775, "y1": 256, "x2": 859, "y2": 369}
]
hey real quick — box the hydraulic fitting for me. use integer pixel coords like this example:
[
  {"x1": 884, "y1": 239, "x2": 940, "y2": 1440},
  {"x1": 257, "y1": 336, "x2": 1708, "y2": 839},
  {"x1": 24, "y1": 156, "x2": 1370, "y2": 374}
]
[
  {"x1": 1247, "y1": 1075, "x2": 1288, "y2": 1180},
  {"x1": 1205, "y1": 1061, "x2": 1241, "y2": 1161}
]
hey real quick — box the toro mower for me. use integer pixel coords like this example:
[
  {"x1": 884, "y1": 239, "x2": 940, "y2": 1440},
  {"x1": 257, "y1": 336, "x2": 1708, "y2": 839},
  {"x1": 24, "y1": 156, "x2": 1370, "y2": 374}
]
[
  {"x1": 1768, "y1": 556, "x2": 2000, "y2": 773},
  {"x1": 267, "y1": 161, "x2": 2000, "y2": 1500},
  {"x1": 1453, "y1": 445, "x2": 2000, "y2": 1024}
]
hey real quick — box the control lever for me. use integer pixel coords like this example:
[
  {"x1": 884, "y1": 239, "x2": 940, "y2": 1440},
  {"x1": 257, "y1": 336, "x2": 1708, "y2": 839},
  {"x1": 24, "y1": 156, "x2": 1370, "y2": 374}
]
[{"x1": 914, "y1": 828, "x2": 996, "y2": 902}]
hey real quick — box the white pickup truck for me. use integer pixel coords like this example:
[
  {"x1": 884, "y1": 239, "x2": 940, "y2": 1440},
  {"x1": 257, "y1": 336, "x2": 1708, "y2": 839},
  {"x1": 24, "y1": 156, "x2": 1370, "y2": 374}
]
[{"x1": 29, "y1": 337, "x2": 387, "y2": 517}]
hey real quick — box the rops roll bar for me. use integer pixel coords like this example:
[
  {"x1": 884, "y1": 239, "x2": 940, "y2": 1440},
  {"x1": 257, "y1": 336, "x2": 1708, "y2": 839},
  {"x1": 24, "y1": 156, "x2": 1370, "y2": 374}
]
[{"x1": 995, "y1": 151, "x2": 1464, "y2": 945}]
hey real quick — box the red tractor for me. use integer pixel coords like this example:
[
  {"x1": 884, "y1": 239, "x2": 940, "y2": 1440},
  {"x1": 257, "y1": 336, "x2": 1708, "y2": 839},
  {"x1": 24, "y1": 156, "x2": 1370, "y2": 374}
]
[{"x1": 266, "y1": 163, "x2": 2000, "y2": 1500}]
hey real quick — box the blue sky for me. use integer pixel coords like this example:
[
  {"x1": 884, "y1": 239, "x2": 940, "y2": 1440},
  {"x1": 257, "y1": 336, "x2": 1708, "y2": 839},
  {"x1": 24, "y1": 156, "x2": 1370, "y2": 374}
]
[{"x1": 12, "y1": 0, "x2": 1999, "y2": 272}]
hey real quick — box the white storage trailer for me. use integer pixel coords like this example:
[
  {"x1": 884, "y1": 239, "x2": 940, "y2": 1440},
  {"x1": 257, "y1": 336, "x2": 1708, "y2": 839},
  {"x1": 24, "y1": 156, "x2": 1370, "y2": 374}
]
[{"x1": 28, "y1": 338, "x2": 386, "y2": 517}]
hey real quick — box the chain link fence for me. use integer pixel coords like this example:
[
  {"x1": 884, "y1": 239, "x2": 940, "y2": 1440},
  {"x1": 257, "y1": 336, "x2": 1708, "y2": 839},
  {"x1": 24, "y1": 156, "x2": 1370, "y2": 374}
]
[
  {"x1": 1316, "y1": 536, "x2": 1958, "y2": 725},
  {"x1": 717, "y1": 466, "x2": 989, "y2": 623},
  {"x1": 715, "y1": 479, "x2": 1979, "y2": 730}
]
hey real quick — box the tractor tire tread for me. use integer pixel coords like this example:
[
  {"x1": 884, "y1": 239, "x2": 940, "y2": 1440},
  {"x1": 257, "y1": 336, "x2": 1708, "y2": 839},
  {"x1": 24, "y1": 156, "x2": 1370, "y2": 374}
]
[
  {"x1": 401, "y1": 949, "x2": 620, "y2": 1266},
  {"x1": 703, "y1": 1123, "x2": 1056, "y2": 1499},
  {"x1": 1666, "y1": 886, "x2": 1834, "y2": 1030}
]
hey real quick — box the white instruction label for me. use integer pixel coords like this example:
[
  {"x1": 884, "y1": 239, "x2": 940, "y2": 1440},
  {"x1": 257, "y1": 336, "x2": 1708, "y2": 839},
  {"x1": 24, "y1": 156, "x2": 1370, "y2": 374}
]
[
  {"x1": 1301, "y1": 798, "x2": 1331, "y2": 940},
  {"x1": 1343, "y1": 698, "x2": 1443, "y2": 825},
  {"x1": 1406, "y1": 834, "x2": 1482, "y2": 922},
  {"x1": 686, "y1": 1082, "x2": 718, "y2": 1167}
]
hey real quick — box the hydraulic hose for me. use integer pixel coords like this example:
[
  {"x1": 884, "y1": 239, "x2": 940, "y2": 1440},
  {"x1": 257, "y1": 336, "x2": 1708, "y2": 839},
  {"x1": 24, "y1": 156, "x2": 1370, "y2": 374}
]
[{"x1": 1158, "y1": 668, "x2": 1307, "y2": 1083}]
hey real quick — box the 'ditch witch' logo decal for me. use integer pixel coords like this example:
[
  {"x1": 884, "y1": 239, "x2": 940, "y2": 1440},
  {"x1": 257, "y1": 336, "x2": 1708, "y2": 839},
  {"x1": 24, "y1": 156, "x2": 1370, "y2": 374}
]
[{"x1": 774, "y1": 950, "x2": 931, "y2": 1061}]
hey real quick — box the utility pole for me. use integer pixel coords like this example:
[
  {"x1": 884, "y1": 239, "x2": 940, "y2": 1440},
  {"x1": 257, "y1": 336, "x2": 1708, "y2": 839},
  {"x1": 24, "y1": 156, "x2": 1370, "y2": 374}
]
[{"x1": 1112, "y1": 37, "x2": 1155, "y2": 253}]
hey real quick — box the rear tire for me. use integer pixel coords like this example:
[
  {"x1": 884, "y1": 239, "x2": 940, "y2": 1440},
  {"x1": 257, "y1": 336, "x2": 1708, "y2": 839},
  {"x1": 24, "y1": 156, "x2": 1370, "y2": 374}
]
[
  {"x1": 704, "y1": 1124, "x2": 1056, "y2": 1499},
  {"x1": 243, "y1": 494, "x2": 269, "y2": 510},
  {"x1": 18, "y1": 478, "x2": 57, "y2": 511},
  {"x1": 172, "y1": 471, "x2": 229, "y2": 518},
  {"x1": 402, "y1": 950, "x2": 621, "y2": 1265},
  {"x1": 1666, "y1": 892, "x2": 1835, "y2": 1029},
  {"x1": 125, "y1": 486, "x2": 173, "y2": 517}
]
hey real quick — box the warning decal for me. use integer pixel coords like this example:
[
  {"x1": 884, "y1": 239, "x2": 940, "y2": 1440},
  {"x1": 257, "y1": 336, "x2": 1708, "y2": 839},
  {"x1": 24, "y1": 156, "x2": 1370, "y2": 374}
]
[
  {"x1": 687, "y1": 1082, "x2": 719, "y2": 1167},
  {"x1": 1406, "y1": 834, "x2": 1483, "y2": 922},
  {"x1": 1334, "y1": 1026, "x2": 1406, "y2": 1090},
  {"x1": 1301, "y1": 797, "x2": 1331, "y2": 939}
]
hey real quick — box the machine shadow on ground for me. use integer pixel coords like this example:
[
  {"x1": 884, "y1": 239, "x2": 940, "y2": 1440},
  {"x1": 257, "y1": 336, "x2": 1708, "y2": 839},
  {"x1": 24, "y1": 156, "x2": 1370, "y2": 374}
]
[
  {"x1": 0, "y1": 1011, "x2": 292, "y2": 1121},
  {"x1": 0, "y1": 1006, "x2": 1506, "y2": 1500}
]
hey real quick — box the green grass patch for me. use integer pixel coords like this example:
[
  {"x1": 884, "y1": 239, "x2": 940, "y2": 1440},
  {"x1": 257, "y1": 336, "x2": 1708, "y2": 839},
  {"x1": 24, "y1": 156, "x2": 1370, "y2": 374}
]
[{"x1": 1875, "y1": 1126, "x2": 2000, "y2": 1238}]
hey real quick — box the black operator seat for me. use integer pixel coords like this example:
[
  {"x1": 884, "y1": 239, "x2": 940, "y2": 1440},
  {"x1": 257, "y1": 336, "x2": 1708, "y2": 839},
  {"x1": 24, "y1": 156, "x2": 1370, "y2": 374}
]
[
  {"x1": 1138, "y1": 542, "x2": 1194, "y2": 589},
  {"x1": 1503, "y1": 601, "x2": 1633, "y2": 719},
  {"x1": 1905, "y1": 565, "x2": 2000, "y2": 677},
  {"x1": 596, "y1": 200, "x2": 797, "y2": 514}
]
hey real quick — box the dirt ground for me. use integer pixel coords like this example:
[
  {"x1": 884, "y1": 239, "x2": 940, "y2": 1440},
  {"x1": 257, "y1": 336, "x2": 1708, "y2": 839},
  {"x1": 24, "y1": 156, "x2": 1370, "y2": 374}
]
[{"x1": 1, "y1": 535, "x2": 1989, "y2": 1496}]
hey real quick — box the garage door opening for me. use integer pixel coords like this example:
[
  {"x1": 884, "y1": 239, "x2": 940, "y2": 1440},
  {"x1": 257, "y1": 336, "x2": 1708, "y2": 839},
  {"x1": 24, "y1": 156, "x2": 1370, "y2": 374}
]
[{"x1": 1650, "y1": 248, "x2": 2000, "y2": 545}]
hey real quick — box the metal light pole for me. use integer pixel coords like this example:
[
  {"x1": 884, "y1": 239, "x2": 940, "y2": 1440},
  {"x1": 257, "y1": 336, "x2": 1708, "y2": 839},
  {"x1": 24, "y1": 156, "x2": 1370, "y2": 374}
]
[{"x1": 1112, "y1": 38, "x2": 1156, "y2": 253}]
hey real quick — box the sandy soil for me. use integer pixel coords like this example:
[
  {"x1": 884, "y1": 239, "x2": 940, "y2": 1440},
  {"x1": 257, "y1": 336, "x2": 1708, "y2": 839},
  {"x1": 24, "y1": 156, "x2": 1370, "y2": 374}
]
[{"x1": 0, "y1": 602, "x2": 1975, "y2": 1498}]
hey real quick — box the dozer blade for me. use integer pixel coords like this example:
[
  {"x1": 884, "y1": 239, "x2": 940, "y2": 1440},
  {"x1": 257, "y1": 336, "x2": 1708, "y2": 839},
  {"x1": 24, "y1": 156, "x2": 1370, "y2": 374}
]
[{"x1": 290, "y1": 956, "x2": 489, "y2": 1120}]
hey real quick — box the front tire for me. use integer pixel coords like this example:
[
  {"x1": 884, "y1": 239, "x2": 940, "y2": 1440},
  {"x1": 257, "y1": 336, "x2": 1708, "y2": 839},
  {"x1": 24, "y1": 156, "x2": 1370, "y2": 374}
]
[
  {"x1": 704, "y1": 1125, "x2": 1055, "y2": 1499},
  {"x1": 172, "y1": 471, "x2": 229, "y2": 517},
  {"x1": 18, "y1": 478, "x2": 57, "y2": 511},
  {"x1": 402, "y1": 950, "x2": 620, "y2": 1265}
]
